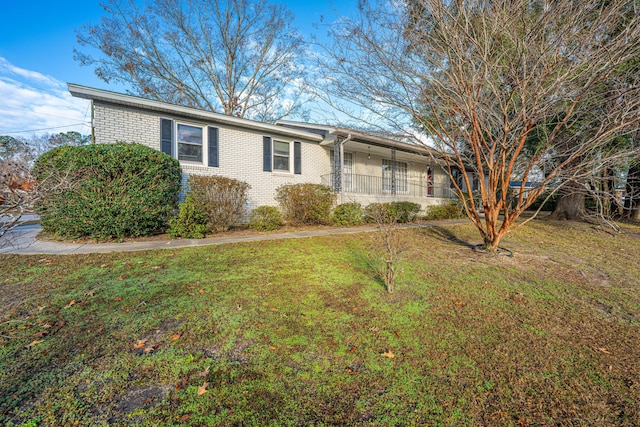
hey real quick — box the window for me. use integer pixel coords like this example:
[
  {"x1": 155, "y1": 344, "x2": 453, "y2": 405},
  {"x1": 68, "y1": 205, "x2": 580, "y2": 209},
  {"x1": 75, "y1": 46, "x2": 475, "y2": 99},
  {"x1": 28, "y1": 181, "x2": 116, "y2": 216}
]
[
  {"x1": 177, "y1": 124, "x2": 203, "y2": 163},
  {"x1": 273, "y1": 140, "x2": 290, "y2": 171},
  {"x1": 382, "y1": 159, "x2": 408, "y2": 193}
]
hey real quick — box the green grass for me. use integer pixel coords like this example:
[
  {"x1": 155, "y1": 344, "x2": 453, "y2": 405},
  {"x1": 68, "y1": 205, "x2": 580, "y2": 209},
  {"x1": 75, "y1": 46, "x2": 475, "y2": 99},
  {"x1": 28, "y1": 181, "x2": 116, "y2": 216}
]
[{"x1": 1, "y1": 219, "x2": 639, "y2": 426}]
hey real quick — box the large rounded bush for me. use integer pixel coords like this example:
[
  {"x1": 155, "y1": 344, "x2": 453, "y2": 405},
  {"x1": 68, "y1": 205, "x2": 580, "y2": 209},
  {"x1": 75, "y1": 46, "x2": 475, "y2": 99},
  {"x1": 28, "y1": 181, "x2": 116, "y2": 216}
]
[{"x1": 34, "y1": 143, "x2": 182, "y2": 239}]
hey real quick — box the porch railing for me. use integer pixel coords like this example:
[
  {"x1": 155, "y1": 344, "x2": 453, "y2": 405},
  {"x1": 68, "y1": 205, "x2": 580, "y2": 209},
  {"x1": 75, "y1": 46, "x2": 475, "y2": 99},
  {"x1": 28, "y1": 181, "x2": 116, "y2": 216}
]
[{"x1": 320, "y1": 173, "x2": 455, "y2": 199}]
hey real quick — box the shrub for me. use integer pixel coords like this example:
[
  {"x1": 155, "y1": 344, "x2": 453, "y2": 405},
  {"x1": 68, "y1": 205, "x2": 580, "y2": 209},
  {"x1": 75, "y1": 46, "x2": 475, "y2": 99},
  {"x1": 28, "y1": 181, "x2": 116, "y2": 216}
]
[
  {"x1": 388, "y1": 201, "x2": 421, "y2": 223},
  {"x1": 331, "y1": 202, "x2": 364, "y2": 226},
  {"x1": 187, "y1": 175, "x2": 250, "y2": 232},
  {"x1": 248, "y1": 206, "x2": 283, "y2": 231},
  {"x1": 526, "y1": 190, "x2": 558, "y2": 212},
  {"x1": 364, "y1": 202, "x2": 421, "y2": 224},
  {"x1": 34, "y1": 143, "x2": 181, "y2": 239},
  {"x1": 275, "y1": 183, "x2": 336, "y2": 225},
  {"x1": 168, "y1": 196, "x2": 209, "y2": 238},
  {"x1": 424, "y1": 203, "x2": 464, "y2": 220}
]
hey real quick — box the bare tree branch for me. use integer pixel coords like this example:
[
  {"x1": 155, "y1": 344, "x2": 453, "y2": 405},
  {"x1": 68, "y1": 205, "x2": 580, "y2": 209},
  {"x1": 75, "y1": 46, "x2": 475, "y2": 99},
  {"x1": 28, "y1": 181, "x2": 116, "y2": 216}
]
[{"x1": 75, "y1": 0, "x2": 309, "y2": 122}]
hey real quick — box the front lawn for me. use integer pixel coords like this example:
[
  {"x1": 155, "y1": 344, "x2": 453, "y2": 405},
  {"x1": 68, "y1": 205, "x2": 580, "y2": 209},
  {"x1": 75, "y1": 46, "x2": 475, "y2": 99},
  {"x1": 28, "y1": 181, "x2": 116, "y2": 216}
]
[{"x1": 1, "y1": 220, "x2": 639, "y2": 426}]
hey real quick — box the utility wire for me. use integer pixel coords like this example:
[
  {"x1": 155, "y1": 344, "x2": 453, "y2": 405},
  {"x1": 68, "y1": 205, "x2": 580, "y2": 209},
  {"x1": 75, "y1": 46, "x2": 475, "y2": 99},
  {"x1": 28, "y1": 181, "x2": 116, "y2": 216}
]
[
  {"x1": 0, "y1": 123, "x2": 91, "y2": 135},
  {"x1": 0, "y1": 104, "x2": 88, "y2": 122}
]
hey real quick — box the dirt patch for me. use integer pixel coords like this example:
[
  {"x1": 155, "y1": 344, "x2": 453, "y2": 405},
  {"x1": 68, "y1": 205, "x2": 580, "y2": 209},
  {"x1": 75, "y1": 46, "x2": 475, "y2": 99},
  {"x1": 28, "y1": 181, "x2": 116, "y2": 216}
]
[{"x1": 115, "y1": 384, "x2": 172, "y2": 415}]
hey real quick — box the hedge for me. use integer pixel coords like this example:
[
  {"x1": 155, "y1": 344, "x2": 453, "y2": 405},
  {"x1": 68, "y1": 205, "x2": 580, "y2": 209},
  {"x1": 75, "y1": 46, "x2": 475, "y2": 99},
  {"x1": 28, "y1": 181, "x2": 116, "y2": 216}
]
[{"x1": 34, "y1": 143, "x2": 182, "y2": 239}]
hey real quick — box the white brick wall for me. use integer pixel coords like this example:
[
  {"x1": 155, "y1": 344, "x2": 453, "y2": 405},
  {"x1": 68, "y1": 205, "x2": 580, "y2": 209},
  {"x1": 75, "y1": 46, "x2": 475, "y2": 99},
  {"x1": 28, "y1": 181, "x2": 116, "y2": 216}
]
[
  {"x1": 93, "y1": 102, "x2": 331, "y2": 210},
  {"x1": 93, "y1": 101, "x2": 452, "y2": 213}
]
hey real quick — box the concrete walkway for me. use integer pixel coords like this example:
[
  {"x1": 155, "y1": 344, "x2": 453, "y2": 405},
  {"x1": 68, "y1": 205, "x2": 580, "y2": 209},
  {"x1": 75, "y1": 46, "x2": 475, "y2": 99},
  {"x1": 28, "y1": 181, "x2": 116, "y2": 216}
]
[{"x1": 0, "y1": 220, "x2": 468, "y2": 255}]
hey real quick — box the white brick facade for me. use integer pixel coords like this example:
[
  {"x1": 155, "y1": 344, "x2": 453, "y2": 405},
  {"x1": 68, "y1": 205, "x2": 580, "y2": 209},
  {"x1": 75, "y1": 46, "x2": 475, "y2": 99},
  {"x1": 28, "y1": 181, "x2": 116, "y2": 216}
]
[
  {"x1": 71, "y1": 84, "x2": 460, "y2": 215},
  {"x1": 93, "y1": 101, "x2": 331, "y2": 210}
]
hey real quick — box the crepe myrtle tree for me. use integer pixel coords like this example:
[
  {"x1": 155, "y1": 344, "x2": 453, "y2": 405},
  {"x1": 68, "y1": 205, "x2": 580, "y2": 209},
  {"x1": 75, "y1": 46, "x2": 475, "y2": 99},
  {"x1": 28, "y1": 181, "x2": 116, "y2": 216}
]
[
  {"x1": 76, "y1": 0, "x2": 309, "y2": 122},
  {"x1": 316, "y1": 0, "x2": 640, "y2": 250}
]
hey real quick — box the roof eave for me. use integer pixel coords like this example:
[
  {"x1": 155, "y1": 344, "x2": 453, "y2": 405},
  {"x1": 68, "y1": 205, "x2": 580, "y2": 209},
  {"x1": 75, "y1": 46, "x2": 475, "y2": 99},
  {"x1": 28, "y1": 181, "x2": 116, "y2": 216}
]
[{"x1": 68, "y1": 84, "x2": 324, "y2": 142}]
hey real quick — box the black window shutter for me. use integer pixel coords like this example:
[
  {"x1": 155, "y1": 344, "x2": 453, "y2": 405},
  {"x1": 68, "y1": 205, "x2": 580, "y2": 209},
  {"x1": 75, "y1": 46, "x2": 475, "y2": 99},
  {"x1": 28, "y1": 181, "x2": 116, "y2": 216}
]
[
  {"x1": 263, "y1": 136, "x2": 272, "y2": 172},
  {"x1": 208, "y1": 127, "x2": 219, "y2": 167},
  {"x1": 294, "y1": 141, "x2": 301, "y2": 174},
  {"x1": 160, "y1": 118, "x2": 173, "y2": 156}
]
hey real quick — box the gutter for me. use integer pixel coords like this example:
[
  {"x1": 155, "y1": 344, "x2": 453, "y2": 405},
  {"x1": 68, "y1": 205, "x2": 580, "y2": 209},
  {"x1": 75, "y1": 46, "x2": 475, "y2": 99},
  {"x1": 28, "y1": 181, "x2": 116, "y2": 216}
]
[{"x1": 67, "y1": 84, "x2": 324, "y2": 142}]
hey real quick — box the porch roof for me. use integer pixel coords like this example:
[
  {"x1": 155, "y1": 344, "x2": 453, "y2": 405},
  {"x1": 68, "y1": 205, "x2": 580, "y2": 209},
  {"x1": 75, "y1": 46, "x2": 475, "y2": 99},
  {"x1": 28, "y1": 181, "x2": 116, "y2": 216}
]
[{"x1": 275, "y1": 120, "x2": 447, "y2": 163}]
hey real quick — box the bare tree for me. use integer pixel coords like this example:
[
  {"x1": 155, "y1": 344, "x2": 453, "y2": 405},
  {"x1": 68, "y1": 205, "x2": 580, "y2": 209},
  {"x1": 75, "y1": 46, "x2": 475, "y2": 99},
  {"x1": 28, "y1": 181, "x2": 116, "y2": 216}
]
[
  {"x1": 316, "y1": 0, "x2": 640, "y2": 250},
  {"x1": 364, "y1": 205, "x2": 409, "y2": 293},
  {"x1": 75, "y1": 0, "x2": 308, "y2": 122}
]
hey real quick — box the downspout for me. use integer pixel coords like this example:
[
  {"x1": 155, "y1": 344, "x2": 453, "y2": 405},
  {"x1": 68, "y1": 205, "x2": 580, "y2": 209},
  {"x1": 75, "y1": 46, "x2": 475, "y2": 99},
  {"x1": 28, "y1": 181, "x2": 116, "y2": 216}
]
[
  {"x1": 339, "y1": 134, "x2": 353, "y2": 204},
  {"x1": 91, "y1": 100, "x2": 95, "y2": 145}
]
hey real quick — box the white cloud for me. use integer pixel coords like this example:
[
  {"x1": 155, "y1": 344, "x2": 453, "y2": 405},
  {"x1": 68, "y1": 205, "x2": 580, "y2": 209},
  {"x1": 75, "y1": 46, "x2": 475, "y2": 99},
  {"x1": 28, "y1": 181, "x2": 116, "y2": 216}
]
[{"x1": 0, "y1": 57, "x2": 91, "y2": 137}]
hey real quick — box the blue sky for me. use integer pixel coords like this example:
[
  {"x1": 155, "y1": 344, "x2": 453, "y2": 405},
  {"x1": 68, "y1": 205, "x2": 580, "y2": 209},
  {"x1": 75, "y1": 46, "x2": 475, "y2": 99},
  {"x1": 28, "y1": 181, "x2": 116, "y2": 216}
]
[{"x1": 0, "y1": 0, "x2": 352, "y2": 137}]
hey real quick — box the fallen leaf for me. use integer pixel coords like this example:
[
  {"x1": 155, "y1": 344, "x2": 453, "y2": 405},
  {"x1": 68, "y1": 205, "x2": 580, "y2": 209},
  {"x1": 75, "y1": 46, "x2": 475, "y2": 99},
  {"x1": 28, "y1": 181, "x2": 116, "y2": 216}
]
[
  {"x1": 171, "y1": 333, "x2": 182, "y2": 341},
  {"x1": 151, "y1": 265, "x2": 164, "y2": 269},
  {"x1": 114, "y1": 297, "x2": 123, "y2": 301},
  {"x1": 198, "y1": 365, "x2": 210, "y2": 378},
  {"x1": 34, "y1": 330, "x2": 49, "y2": 338},
  {"x1": 27, "y1": 340, "x2": 44, "y2": 348},
  {"x1": 42, "y1": 324, "x2": 52, "y2": 329},
  {"x1": 37, "y1": 306, "x2": 45, "y2": 312},
  {"x1": 369, "y1": 326, "x2": 379, "y2": 332},
  {"x1": 176, "y1": 377, "x2": 189, "y2": 390},
  {"x1": 454, "y1": 301, "x2": 466, "y2": 307},
  {"x1": 178, "y1": 414, "x2": 190, "y2": 422},
  {"x1": 185, "y1": 285, "x2": 195, "y2": 289},
  {"x1": 84, "y1": 291, "x2": 96, "y2": 297},
  {"x1": 133, "y1": 339, "x2": 147, "y2": 349},
  {"x1": 118, "y1": 276, "x2": 127, "y2": 281},
  {"x1": 597, "y1": 347, "x2": 612, "y2": 355},
  {"x1": 64, "y1": 300, "x2": 76, "y2": 309},
  {"x1": 144, "y1": 397, "x2": 154, "y2": 404},
  {"x1": 52, "y1": 321, "x2": 66, "y2": 332},
  {"x1": 197, "y1": 381, "x2": 208, "y2": 396},
  {"x1": 143, "y1": 344, "x2": 157, "y2": 353},
  {"x1": 269, "y1": 345, "x2": 277, "y2": 351},
  {"x1": 348, "y1": 345, "x2": 357, "y2": 353},
  {"x1": 100, "y1": 263, "x2": 110, "y2": 268},
  {"x1": 381, "y1": 350, "x2": 395, "y2": 359},
  {"x1": 199, "y1": 289, "x2": 205, "y2": 294},
  {"x1": 236, "y1": 305, "x2": 242, "y2": 311},
  {"x1": 38, "y1": 259, "x2": 52, "y2": 264},
  {"x1": 352, "y1": 307, "x2": 359, "y2": 311}
]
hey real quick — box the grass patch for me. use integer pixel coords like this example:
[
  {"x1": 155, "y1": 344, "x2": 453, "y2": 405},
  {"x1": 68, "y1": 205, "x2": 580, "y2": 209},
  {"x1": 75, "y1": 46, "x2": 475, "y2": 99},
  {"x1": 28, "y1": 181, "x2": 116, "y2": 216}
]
[{"x1": 1, "y1": 219, "x2": 639, "y2": 425}]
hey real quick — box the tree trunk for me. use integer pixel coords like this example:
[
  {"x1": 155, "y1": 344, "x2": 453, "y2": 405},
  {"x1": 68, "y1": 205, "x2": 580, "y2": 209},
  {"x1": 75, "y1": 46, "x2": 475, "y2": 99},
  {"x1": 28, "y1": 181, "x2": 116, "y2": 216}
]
[
  {"x1": 550, "y1": 180, "x2": 586, "y2": 220},
  {"x1": 624, "y1": 162, "x2": 640, "y2": 221},
  {"x1": 603, "y1": 167, "x2": 621, "y2": 218}
]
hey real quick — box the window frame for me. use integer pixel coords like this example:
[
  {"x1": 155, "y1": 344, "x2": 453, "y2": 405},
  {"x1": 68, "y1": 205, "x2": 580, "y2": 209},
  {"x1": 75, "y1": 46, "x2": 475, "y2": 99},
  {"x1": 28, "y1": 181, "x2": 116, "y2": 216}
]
[
  {"x1": 273, "y1": 140, "x2": 291, "y2": 172},
  {"x1": 176, "y1": 122, "x2": 204, "y2": 164}
]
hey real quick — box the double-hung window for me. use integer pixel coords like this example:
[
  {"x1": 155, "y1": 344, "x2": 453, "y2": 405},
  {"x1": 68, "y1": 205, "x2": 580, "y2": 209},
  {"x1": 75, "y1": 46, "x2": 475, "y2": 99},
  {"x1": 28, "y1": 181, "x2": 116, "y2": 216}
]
[
  {"x1": 177, "y1": 124, "x2": 203, "y2": 163},
  {"x1": 273, "y1": 140, "x2": 290, "y2": 172}
]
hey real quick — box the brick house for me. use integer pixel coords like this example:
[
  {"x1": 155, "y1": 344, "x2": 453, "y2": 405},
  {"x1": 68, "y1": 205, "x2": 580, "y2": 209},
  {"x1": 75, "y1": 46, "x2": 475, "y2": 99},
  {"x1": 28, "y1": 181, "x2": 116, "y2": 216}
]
[{"x1": 69, "y1": 84, "x2": 459, "y2": 212}]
